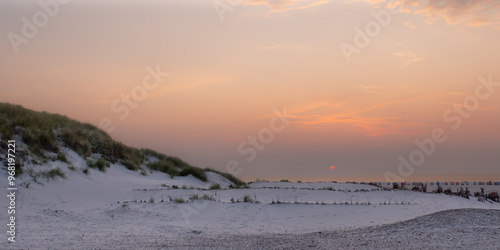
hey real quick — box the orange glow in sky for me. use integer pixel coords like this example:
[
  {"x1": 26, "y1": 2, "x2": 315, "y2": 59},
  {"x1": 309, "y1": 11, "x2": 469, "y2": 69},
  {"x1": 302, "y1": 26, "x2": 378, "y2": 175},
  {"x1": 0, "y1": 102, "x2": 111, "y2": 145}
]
[{"x1": 1, "y1": 0, "x2": 500, "y2": 181}]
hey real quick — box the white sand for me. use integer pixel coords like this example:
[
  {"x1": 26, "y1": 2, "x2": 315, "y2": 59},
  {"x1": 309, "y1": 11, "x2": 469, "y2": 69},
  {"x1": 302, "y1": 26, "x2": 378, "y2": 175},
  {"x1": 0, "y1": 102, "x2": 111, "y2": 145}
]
[{"x1": 2, "y1": 149, "x2": 499, "y2": 249}]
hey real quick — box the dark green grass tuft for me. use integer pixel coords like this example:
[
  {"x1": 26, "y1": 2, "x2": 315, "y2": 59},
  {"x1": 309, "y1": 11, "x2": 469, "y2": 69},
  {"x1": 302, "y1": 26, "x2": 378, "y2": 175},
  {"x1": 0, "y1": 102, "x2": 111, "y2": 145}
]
[
  {"x1": 43, "y1": 168, "x2": 65, "y2": 180},
  {"x1": 87, "y1": 158, "x2": 110, "y2": 172},
  {"x1": 179, "y1": 166, "x2": 207, "y2": 182}
]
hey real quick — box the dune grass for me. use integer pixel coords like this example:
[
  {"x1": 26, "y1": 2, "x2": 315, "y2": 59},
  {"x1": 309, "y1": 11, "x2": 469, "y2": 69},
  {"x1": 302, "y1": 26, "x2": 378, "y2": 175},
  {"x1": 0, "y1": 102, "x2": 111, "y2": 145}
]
[
  {"x1": 205, "y1": 168, "x2": 247, "y2": 188},
  {"x1": 87, "y1": 158, "x2": 111, "y2": 172},
  {"x1": 0, "y1": 103, "x2": 245, "y2": 185}
]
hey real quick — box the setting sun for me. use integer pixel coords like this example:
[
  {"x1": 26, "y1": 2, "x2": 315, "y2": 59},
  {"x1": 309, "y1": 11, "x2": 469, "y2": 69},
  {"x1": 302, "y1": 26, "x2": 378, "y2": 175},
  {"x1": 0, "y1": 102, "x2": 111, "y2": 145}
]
[{"x1": 1, "y1": 0, "x2": 500, "y2": 248}]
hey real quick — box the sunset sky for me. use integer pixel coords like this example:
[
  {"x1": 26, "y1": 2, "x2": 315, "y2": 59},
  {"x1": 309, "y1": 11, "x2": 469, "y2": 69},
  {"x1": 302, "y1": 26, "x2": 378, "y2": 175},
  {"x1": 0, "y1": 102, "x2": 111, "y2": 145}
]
[{"x1": 1, "y1": 0, "x2": 500, "y2": 181}]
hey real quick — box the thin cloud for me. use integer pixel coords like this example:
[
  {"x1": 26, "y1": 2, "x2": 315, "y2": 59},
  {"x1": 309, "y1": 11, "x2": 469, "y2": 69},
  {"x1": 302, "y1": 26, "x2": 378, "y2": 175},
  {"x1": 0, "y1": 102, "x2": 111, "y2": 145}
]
[
  {"x1": 257, "y1": 43, "x2": 304, "y2": 50},
  {"x1": 468, "y1": 16, "x2": 492, "y2": 26},
  {"x1": 393, "y1": 52, "x2": 423, "y2": 66},
  {"x1": 350, "y1": 0, "x2": 500, "y2": 28},
  {"x1": 404, "y1": 22, "x2": 416, "y2": 29},
  {"x1": 258, "y1": 43, "x2": 282, "y2": 49},
  {"x1": 357, "y1": 85, "x2": 386, "y2": 94},
  {"x1": 245, "y1": 0, "x2": 330, "y2": 13},
  {"x1": 276, "y1": 97, "x2": 429, "y2": 137},
  {"x1": 440, "y1": 101, "x2": 496, "y2": 111}
]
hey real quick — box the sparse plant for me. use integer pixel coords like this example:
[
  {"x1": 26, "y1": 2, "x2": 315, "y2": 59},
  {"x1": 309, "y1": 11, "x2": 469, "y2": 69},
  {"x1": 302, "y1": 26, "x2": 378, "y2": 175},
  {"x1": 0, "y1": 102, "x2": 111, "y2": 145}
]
[
  {"x1": 21, "y1": 182, "x2": 30, "y2": 188},
  {"x1": 68, "y1": 164, "x2": 77, "y2": 171},
  {"x1": 209, "y1": 183, "x2": 221, "y2": 190},
  {"x1": 168, "y1": 167, "x2": 179, "y2": 178},
  {"x1": 202, "y1": 194, "x2": 213, "y2": 200},
  {"x1": 121, "y1": 159, "x2": 140, "y2": 171},
  {"x1": 148, "y1": 161, "x2": 179, "y2": 177},
  {"x1": 179, "y1": 166, "x2": 207, "y2": 182},
  {"x1": 57, "y1": 152, "x2": 69, "y2": 163},
  {"x1": 174, "y1": 198, "x2": 185, "y2": 203},
  {"x1": 242, "y1": 194, "x2": 253, "y2": 203},
  {"x1": 87, "y1": 158, "x2": 110, "y2": 172},
  {"x1": 43, "y1": 168, "x2": 65, "y2": 180},
  {"x1": 14, "y1": 160, "x2": 24, "y2": 177}
]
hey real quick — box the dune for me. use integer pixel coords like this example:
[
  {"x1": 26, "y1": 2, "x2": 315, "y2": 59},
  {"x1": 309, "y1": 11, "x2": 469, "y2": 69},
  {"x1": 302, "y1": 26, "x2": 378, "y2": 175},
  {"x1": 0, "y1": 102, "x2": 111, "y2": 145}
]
[{"x1": 1, "y1": 103, "x2": 499, "y2": 249}]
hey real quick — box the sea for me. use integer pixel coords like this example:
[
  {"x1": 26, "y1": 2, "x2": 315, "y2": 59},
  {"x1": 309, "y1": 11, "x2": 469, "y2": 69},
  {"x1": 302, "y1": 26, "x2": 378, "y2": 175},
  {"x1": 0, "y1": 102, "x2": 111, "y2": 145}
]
[{"x1": 245, "y1": 174, "x2": 500, "y2": 184}]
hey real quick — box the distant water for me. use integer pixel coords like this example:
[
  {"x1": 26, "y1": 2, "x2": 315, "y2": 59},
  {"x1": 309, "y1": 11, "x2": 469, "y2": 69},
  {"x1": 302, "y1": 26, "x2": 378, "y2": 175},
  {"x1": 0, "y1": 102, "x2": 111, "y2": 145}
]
[
  {"x1": 247, "y1": 174, "x2": 500, "y2": 183},
  {"x1": 389, "y1": 174, "x2": 500, "y2": 183}
]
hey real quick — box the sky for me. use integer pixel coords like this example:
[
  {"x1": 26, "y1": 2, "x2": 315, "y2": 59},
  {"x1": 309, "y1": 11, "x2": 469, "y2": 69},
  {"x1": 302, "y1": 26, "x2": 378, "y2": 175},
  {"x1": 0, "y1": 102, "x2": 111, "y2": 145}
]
[{"x1": 1, "y1": 0, "x2": 500, "y2": 182}]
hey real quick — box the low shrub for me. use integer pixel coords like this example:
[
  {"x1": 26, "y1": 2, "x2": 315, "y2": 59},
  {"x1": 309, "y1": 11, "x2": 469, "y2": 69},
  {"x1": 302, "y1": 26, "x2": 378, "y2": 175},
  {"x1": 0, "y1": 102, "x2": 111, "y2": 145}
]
[
  {"x1": 242, "y1": 194, "x2": 253, "y2": 203},
  {"x1": 60, "y1": 128, "x2": 92, "y2": 157},
  {"x1": 174, "y1": 198, "x2": 185, "y2": 203},
  {"x1": 202, "y1": 194, "x2": 214, "y2": 200},
  {"x1": 192, "y1": 193, "x2": 214, "y2": 201},
  {"x1": 121, "y1": 159, "x2": 140, "y2": 171},
  {"x1": 57, "y1": 152, "x2": 69, "y2": 163},
  {"x1": 87, "y1": 158, "x2": 110, "y2": 172},
  {"x1": 68, "y1": 164, "x2": 77, "y2": 171},
  {"x1": 180, "y1": 166, "x2": 207, "y2": 182},
  {"x1": 148, "y1": 161, "x2": 179, "y2": 177},
  {"x1": 14, "y1": 162, "x2": 23, "y2": 177},
  {"x1": 43, "y1": 168, "x2": 65, "y2": 180}
]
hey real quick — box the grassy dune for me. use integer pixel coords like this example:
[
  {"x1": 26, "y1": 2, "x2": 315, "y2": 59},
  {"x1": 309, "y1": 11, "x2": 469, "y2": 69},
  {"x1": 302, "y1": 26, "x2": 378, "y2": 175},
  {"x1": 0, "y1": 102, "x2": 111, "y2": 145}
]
[{"x1": 0, "y1": 102, "x2": 244, "y2": 186}]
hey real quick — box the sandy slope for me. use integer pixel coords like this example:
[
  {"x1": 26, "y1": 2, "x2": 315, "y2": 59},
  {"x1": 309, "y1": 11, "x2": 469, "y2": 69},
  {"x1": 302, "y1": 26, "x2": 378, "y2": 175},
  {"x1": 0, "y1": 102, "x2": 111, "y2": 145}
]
[
  {"x1": 8, "y1": 207, "x2": 500, "y2": 249},
  {"x1": 163, "y1": 209, "x2": 500, "y2": 250}
]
